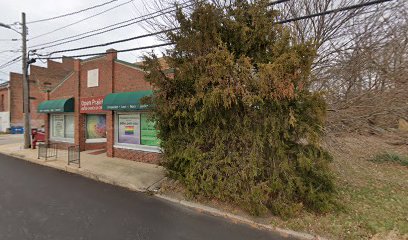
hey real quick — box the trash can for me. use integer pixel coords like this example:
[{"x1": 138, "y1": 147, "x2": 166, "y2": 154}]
[{"x1": 10, "y1": 126, "x2": 24, "y2": 134}]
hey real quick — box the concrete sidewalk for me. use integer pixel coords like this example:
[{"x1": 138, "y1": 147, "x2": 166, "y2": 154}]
[{"x1": 0, "y1": 141, "x2": 166, "y2": 192}]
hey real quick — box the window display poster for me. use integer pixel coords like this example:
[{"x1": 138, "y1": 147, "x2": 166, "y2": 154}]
[
  {"x1": 52, "y1": 115, "x2": 64, "y2": 138},
  {"x1": 86, "y1": 115, "x2": 106, "y2": 139},
  {"x1": 141, "y1": 114, "x2": 160, "y2": 147},
  {"x1": 118, "y1": 114, "x2": 140, "y2": 144}
]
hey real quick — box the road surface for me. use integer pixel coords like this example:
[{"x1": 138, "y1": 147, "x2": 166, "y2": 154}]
[{"x1": 0, "y1": 154, "x2": 290, "y2": 240}]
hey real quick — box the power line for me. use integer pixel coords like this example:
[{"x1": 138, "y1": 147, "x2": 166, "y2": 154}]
[
  {"x1": 268, "y1": 0, "x2": 290, "y2": 6},
  {"x1": 34, "y1": 42, "x2": 174, "y2": 60},
  {"x1": 30, "y1": 0, "x2": 135, "y2": 40},
  {"x1": 31, "y1": 0, "x2": 280, "y2": 51},
  {"x1": 277, "y1": 0, "x2": 394, "y2": 24},
  {"x1": 34, "y1": 0, "x2": 393, "y2": 60},
  {"x1": 41, "y1": 28, "x2": 177, "y2": 56},
  {"x1": 0, "y1": 39, "x2": 18, "y2": 42},
  {"x1": 0, "y1": 56, "x2": 22, "y2": 69},
  {"x1": 30, "y1": 0, "x2": 194, "y2": 50},
  {"x1": 28, "y1": 0, "x2": 119, "y2": 24},
  {"x1": 0, "y1": 50, "x2": 20, "y2": 54}
]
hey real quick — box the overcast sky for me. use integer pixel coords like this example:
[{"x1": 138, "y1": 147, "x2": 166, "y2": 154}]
[{"x1": 0, "y1": 0, "x2": 172, "y2": 82}]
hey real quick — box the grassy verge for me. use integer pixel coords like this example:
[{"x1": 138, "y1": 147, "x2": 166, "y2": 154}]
[
  {"x1": 370, "y1": 152, "x2": 408, "y2": 167},
  {"x1": 160, "y1": 134, "x2": 408, "y2": 239},
  {"x1": 272, "y1": 134, "x2": 408, "y2": 239}
]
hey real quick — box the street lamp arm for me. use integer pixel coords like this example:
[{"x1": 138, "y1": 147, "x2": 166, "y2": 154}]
[
  {"x1": 0, "y1": 22, "x2": 22, "y2": 35},
  {"x1": 0, "y1": 23, "x2": 11, "y2": 29}
]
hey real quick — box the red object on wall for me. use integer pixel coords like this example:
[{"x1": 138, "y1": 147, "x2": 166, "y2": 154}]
[{"x1": 80, "y1": 96, "x2": 106, "y2": 113}]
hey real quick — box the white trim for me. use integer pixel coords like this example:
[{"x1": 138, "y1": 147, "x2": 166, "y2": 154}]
[
  {"x1": 86, "y1": 138, "x2": 106, "y2": 143},
  {"x1": 50, "y1": 137, "x2": 74, "y2": 143},
  {"x1": 114, "y1": 144, "x2": 161, "y2": 153},
  {"x1": 49, "y1": 113, "x2": 74, "y2": 140}
]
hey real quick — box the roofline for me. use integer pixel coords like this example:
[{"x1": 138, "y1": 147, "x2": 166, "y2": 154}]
[
  {"x1": 80, "y1": 55, "x2": 105, "y2": 64},
  {"x1": 114, "y1": 59, "x2": 145, "y2": 72},
  {"x1": 0, "y1": 81, "x2": 10, "y2": 88}
]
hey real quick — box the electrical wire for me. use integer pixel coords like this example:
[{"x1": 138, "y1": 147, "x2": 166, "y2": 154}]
[
  {"x1": 29, "y1": 0, "x2": 135, "y2": 40},
  {"x1": 0, "y1": 56, "x2": 22, "y2": 69},
  {"x1": 29, "y1": 0, "x2": 194, "y2": 50},
  {"x1": 41, "y1": 28, "x2": 177, "y2": 56},
  {"x1": 34, "y1": 42, "x2": 174, "y2": 60},
  {"x1": 277, "y1": 0, "x2": 394, "y2": 24},
  {"x1": 268, "y1": 0, "x2": 290, "y2": 6},
  {"x1": 0, "y1": 50, "x2": 20, "y2": 54},
  {"x1": 27, "y1": 0, "x2": 119, "y2": 24},
  {"x1": 33, "y1": 0, "x2": 394, "y2": 60}
]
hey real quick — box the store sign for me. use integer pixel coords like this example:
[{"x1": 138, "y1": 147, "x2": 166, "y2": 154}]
[
  {"x1": 118, "y1": 114, "x2": 140, "y2": 144},
  {"x1": 80, "y1": 96, "x2": 105, "y2": 113}
]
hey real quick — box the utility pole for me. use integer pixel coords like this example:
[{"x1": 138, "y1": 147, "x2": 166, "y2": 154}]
[{"x1": 22, "y1": 12, "x2": 30, "y2": 149}]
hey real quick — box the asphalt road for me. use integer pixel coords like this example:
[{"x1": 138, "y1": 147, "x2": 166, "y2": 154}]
[{"x1": 0, "y1": 154, "x2": 290, "y2": 240}]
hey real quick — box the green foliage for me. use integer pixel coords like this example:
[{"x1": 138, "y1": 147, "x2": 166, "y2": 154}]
[
  {"x1": 371, "y1": 152, "x2": 408, "y2": 167},
  {"x1": 143, "y1": 0, "x2": 336, "y2": 217}
]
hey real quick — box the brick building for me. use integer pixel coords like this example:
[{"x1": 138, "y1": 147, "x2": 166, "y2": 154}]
[
  {"x1": 0, "y1": 58, "x2": 74, "y2": 132},
  {"x1": 38, "y1": 49, "x2": 161, "y2": 164}
]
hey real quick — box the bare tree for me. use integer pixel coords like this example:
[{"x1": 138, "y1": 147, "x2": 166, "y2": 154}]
[
  {"x1": 143, "y1": 0, "x2": 408, "y2": 132},
  {"x1": 278, "y1": 0, "x2": 407, "y2": 132}
]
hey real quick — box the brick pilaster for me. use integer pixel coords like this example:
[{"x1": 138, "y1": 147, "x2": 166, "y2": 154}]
[
  {"x1": 73, "y1": 60, "x2": 84, "y2": 150},
  {"x1": 106, "y1": 112, "x2": 114, "y2": 157}
]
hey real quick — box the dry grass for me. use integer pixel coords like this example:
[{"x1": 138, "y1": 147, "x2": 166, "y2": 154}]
[
  {"x1": 160, "y1": 132, "x2": 408, "y2": 239},
  {"x1": 269, "y1": 133, "x2": 408, "y2": 239}
]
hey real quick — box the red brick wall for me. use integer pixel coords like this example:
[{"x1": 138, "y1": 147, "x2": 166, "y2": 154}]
[
  {"x1": 49, "y1": 73, "x2": 76, "y2": 100},
  {"x1": 113, "y1": 62, "x2": 151, "y2": 92},
  {"x1": 9, "y1": 58, "x2": 75, "y2": 128},
  {"x1": 9, "y1": 73, "x2": 24, "y2": 126},
  {"x1": 43, "y1": 50, "x2": 162, "y2": 164},
  {"x1": 80, "y1": 57, "x2": 114, "y2": 98},
  {"x1": 113, "y1": 148, "x2": 161, "y2": 164}
]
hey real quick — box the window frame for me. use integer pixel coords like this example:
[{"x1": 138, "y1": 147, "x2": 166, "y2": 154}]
[
  {"x1": 49, "y1": 113, "x2": 74, "y2": 143},
  {"x1": 114, "y1": 112, "x2": 161, "y2": 153},
  {"x1": 87, "y1": 69, "x2": 99, "y2": 88}
]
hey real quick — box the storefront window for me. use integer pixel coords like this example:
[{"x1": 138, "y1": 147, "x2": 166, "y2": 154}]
[
  {"x1": 118, "y1": 114, "x2": 140, "y2": 144},
  {"x1": 115, "y1": 113, "x2": 160, "y2": 149},
  {"x1": 50, "y1": 114, "x2": 74, "y2": 140},
  {"x1": 64, "y1": 115, "x2": 74, "y2": 138},
  {"x1": 86, "y1": 114, "x2": 106, "y2": 139}
]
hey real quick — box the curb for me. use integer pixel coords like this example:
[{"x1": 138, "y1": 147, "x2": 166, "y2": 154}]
[
  {"x1": 155, "y1": 194, "x2": 326, "y2": 240},
  {"x1": 3, "y1": 151, "x2": 326, "y2": 240}
]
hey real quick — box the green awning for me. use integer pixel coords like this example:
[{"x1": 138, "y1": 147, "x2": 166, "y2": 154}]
[
  {"x1": 38, "y1": 98, "x2": 74, "y2": 113},
  {"x1": 102, "y1": 90, "x2": 153, "y2": 111}
]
